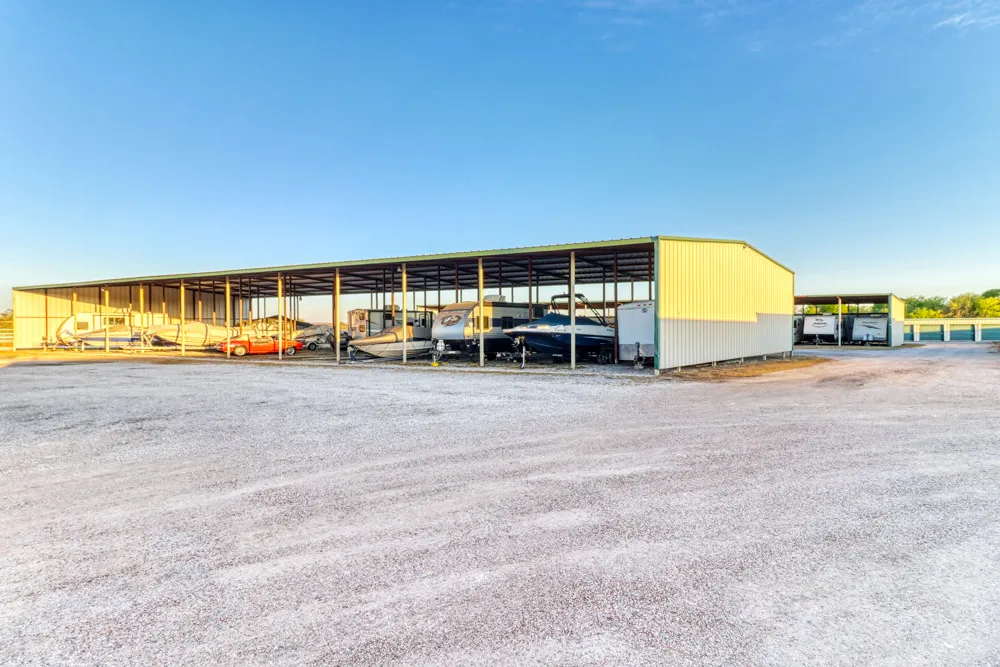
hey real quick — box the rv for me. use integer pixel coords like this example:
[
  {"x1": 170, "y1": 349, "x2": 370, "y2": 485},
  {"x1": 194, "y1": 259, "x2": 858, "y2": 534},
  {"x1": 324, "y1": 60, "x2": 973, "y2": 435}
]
[
  {"x1": 431, "y1": 297, "x2": 545, "y2": 359},
  {"x1": 802, "y1": 315, "x2": 839, "y2": 344},
  {"x1": 850, "y1": 315, "x2": 888, "y2": 344}
]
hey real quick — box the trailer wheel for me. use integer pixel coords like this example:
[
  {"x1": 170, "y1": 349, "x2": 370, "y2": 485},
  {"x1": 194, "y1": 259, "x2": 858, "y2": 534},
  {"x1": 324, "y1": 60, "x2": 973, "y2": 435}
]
[
  {"x1": 307, "y1": 342, "x2": 317, "y2": 351},
  {"x1": 233, "y1": 345, "x2": 248, "y2": 357},
  {"x1": 285, "y1": 346, "x2": 297, "y2": 356}
]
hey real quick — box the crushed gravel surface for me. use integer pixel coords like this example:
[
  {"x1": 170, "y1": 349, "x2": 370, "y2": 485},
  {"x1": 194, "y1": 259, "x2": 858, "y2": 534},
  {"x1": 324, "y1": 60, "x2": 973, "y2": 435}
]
[{"x1": 1, "y1": 343, "x2": 999, "y2": 665}]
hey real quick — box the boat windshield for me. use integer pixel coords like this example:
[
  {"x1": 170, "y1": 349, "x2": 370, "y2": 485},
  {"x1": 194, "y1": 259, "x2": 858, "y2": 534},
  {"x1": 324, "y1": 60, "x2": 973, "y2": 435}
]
[{"x1": 548, "y1": 294, "x2": 608, "y2": 326}]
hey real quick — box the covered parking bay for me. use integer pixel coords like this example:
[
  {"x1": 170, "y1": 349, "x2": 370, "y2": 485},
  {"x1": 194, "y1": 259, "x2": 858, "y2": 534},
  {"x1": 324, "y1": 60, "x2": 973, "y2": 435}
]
[
  {"x1": 12, "y1": 235, "x2": 794, "y2": 372},
  {"x1": 12, "y1": 239, "x2": 655, "y2": 367},
  {"x1": 794, "y1": 294, "x2": 906, "y2": 347}
]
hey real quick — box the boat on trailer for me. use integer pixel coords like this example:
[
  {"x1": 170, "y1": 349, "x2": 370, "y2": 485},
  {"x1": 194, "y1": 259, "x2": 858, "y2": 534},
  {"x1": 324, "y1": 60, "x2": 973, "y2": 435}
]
[
  {"x1": 348, "y1": 312, "x2": 435, "y2": 359},
  {"x1": 73, "y1": 325, "x2": 143, "y2": 349},
  {"x1": 504, "y1": 293, "x2": 615, "y2": 362},
  {"x1": 57, "y1": 313, "x2": 170, "y2": 346},
  {"x1": 146, "y1": 323, "x2": 237, "y2": 348}
]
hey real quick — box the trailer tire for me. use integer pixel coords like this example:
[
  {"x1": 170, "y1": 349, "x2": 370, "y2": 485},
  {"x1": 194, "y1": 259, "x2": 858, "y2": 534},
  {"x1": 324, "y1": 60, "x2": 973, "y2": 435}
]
[
  {"x1": 307, "y1": 342, "x2": 317, "y2": 351},
  {"x1": 233, "y1": 345, "x2": 248, "y2": 357}
]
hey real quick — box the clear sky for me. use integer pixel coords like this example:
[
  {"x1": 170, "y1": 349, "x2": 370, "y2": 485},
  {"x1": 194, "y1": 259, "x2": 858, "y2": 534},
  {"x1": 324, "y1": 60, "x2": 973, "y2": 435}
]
[{"x1": 2, "y1": 0, "x2": 998, "y2": 316}]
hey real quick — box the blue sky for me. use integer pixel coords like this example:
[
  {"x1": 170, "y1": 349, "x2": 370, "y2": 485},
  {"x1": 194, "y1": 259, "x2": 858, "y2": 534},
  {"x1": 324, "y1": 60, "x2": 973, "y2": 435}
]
[{"x1": 2, "y1": 0, "x2": 999, "y2": 315}]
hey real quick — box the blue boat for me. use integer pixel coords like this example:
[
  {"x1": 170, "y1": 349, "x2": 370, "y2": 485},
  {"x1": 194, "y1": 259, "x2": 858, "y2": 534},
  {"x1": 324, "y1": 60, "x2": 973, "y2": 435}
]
[{"x1": 504, "y1": 294, "x2": 615, "y2": 360}]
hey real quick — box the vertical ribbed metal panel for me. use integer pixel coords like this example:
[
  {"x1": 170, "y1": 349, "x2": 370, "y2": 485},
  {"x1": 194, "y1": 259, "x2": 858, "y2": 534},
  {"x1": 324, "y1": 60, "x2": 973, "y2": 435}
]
[
  {"x1": 12, "y1": 290, "x2": 44, "y2": 349},
  {"x1": 655, "y1": 239, "x2": 793, "y2": 369},
  {"x1": 889, "y1": 295, "x2": 906, "y2": 346},
  {"x1": 12, "y1": 284, "x2": 195, "y2": 348}
]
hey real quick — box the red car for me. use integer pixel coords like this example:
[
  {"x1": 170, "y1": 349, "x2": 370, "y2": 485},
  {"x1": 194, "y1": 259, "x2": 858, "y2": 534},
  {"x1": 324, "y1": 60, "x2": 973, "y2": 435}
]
[{"x1": 217, "y1": 335, "x2": 304, "y2": 357}]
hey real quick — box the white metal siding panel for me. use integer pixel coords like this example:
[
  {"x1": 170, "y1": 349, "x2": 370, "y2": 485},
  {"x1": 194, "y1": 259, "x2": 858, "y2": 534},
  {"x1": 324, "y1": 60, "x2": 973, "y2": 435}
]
[{"x1": 656, "y1": 239, "x2": 793, "y2": 369}]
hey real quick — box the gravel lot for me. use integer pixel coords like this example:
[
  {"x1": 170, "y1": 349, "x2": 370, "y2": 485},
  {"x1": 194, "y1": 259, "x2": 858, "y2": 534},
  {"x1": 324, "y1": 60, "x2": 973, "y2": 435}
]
[{"x1": 2, "y1": 344, "x2": 999, "y2": 665}]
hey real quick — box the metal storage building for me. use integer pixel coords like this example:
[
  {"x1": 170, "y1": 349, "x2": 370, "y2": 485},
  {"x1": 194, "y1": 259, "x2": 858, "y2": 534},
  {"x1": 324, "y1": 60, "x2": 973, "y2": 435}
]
[
  {"x1": 11, "y1": 235, "x2": 794, "y2": 372},
  {"x1": 904, "y1": 318, "x2": 1000, "y2": 342}
]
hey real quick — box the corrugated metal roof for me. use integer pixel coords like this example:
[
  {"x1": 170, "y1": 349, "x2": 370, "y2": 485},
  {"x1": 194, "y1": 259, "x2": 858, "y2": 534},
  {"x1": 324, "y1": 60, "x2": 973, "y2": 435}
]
[
  {"x1": 795, "y1": 293, "x2": 900, "y2": 306},
  {"x1": 13, "y1": 235, "x2": 791, "y2": 293}
]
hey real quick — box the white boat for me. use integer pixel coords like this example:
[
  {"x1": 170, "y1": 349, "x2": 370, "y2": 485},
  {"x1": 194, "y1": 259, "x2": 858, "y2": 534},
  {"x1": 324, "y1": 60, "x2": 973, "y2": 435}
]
[
  {"x1": 57, "y1": 312, "x2": 170, "y2": 346},
  {"x1": 431, "y1": 296, "x2": 545, "y2": 359},
  {"x1": 146, "y1": 323, "x2": 237, "y2": 348},
  {"x1": 348, "y1": 322, "x2": 433, "y2": 359}
]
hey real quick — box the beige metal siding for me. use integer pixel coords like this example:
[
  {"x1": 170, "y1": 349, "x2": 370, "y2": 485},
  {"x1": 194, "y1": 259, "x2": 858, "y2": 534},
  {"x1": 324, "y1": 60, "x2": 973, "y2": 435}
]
[
  {"x1": 889, "y1": 295, "x2": 906, "y2": 347},
  {"x1": 655, "y1": 238, "x2": 793, "y2": 369},
  {"x1": 12, "y1": 289, "x2": 48, "y2": 349},
  {"x1": 11, "y1": 285, "x2": 226, "y2": 348},
  {"x1": 905, "y1": 317, "x2": 1000, "y2": 325}
]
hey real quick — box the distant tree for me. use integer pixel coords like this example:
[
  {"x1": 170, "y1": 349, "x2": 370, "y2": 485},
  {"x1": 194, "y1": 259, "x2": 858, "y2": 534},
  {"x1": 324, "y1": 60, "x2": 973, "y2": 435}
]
[
  {"x1": 982, "y1": 289, "x2": 1000, "y2": 299},
  {"x1": 905, "y1": 296, "x2": 947, "y2": 317},
  {"x1": 0, "y1": 309, "x2": 11, "y2": 327},
  {"x1": 908, "y1": 307, "x2": 945, "y2": 319},
  {"x1": 947, "y1": 293, "x2": 981, "y2": 318},
  {"x1": 978, "y1": 297, "x2": 1000, "y2": 318}
]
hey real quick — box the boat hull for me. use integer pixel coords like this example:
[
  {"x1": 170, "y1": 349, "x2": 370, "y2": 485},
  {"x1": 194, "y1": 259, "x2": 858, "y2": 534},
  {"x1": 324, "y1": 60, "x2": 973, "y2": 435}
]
[
  {"x1": 515, "y1": 331, "x2": 614, "y2": 356},
  {"x1": 350, "y1": 340, "x2": 434, "y2": 359},
  {"x1": 75, "y1": 332, "x2": 142, "y2": 349},
  {"x1": 505, "y1": 314, "x2": 615, "y2": 358}
]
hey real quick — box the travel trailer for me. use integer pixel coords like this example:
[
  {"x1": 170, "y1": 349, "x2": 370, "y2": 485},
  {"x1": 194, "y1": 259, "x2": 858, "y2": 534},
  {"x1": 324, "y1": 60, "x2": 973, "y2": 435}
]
[
  {"x1": 850, "y1": 315, "x2": 888, "y2": 343},
  {"x1": 802, "y1": 315, "x2": 839, "y2": 344},
  {"x1": 430, "y1": 297, "x2": 545, "y2": 359}
]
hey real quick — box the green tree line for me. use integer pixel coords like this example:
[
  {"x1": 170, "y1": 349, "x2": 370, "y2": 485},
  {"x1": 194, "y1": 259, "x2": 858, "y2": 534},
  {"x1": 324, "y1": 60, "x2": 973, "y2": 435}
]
[
  {"x1": 0, "y1": 309, "x2": 12, "y2": 327},
  {"x1": 905, "y1": 290, "x2": 1000, "y2": 318}
]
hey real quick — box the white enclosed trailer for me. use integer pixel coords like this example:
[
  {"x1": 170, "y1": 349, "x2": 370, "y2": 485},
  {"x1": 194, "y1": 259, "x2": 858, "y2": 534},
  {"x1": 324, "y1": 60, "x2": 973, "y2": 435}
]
[{"x1": 616, "y1": 300, "x2": 655, "y2": 362}]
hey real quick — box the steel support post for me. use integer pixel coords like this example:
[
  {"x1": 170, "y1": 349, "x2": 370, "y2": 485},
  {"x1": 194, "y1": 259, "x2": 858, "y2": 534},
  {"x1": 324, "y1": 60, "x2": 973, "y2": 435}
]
[
  {"x1": 334, "y1": 269, "x2": 341, "y2": 363},
  {"x1": 478, "y1": 258, "x2": 485, "y2": 367},
  {"x1": 401, "y1": 263, "x2": 408, "y2": 364},
  {"x1": 225, "y1": 278, "x2": 232, "y2": 359},
  {"x1": 569, "y1": 252, "x2": 576, "y2": 369}
]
